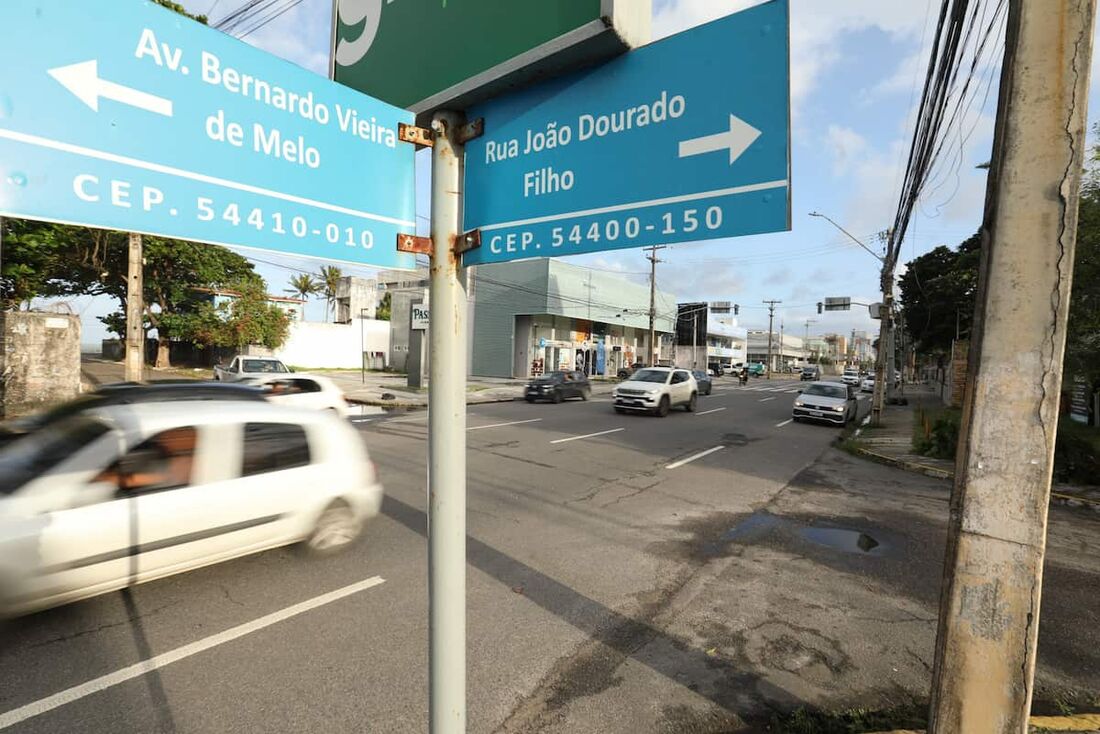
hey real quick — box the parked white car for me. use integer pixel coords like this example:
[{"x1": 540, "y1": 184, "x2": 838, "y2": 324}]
[
  {"x1": 861, "y1": 375, "x2": 876, "y2": 393},
  {"x1": 612, "y1": 367, "x2": 698, "y2": 416},
  {"x1": 0, "y1": 401, "x2": 382, "y2": 616},
  {"x1": 240, "y1": 374, "x2": 349, "y2": 417},
  {"x1": 214, "y1": 355, "x2": 291, "y2": 382}
]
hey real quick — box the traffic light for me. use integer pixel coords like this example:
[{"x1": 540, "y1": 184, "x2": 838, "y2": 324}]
[
  {"x1": 734, "y1": 304, "x2": 739, "y2": 315},
  {"x1": 817, "y1": 302, "x2": 823, "y2": 314}
]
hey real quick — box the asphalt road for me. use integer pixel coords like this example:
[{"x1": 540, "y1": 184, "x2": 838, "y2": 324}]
[{"x1": 2, "y1": 378, "x2": 1096, "y2": 733}]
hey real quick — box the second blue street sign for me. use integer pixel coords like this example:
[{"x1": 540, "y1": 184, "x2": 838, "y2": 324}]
[
  {"x1": 463, "y1": 0, "x2": 790, "y2": 266},
  {"x1": 0, "y1": 0, "x2": 416, "y2": 269}
]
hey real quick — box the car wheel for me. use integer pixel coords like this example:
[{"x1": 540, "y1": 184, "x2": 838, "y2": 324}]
[
  {"x1": 655, "y1": 396, "x2": 670, "y2": 417},
  {"x1": 303, "y1": 500, "x2": 361, "y2": 556},
  {"x1": 685, "y1": 392, "x2": 697, "y2": 412},
  {"x1": 581, "y1": 387, "x2": 591, "y2": 401},
  {"x1": 552, "y1": 390, "x2": 564, "y2": 404}
]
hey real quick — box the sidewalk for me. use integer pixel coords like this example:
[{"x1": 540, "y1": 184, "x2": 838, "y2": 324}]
[{"x1": 847, "y1": 385, "x2": 1100, "y2": 510}]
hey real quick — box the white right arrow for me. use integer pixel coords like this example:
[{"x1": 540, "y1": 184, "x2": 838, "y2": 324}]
[
  {"x1": 49, "y1": 60, "x2": 173, "y2": 117},
  {"x1": 678, "y1": 114, "x2": 761, "y2": 165}
]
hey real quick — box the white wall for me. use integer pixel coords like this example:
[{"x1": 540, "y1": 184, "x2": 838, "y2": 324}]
[{"x1": 276, "y1": 319, "x2": 390, "y2": 369}]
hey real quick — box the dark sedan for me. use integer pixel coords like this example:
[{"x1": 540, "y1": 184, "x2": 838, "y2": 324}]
[
  {"x1": 525, "y1": 371, "x2": 591, "y2": 403},
  {"x1": 691, "y1": 370, "x2": 713, "y2": 395}
]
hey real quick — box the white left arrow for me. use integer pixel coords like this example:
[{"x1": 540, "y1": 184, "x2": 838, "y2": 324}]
[
  {"x1": 48, "y1": 60, "x2": 173, "y2": 117},
  {"x1": 678, "y1": 114, "x2": 760, "y2": 165}
]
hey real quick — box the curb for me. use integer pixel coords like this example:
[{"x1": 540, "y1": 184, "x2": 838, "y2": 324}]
[
  {"x1": 852, "y1": 445, "x2": 954, "y2": 480},
  {"x1": 869, "y1": 712, "x2": 1100, "y2": 732},
  {"x1": 850, "y1": 445, "x2": 1100, "y2": 512}
]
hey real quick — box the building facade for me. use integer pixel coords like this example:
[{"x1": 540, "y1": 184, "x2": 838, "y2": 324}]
[
  {"x1": 746, "y1": 330, "x2": 805, "y2": 372},
  {"x1": 675, "y1": 302, "x2": 747, "y2": 371},
  {"x1": 470, "y1": 260, "x2": 676, "y2": 378}
]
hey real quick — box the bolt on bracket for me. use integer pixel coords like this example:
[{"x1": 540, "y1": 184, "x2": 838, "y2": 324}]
[
  {"x1": 457, "y1": 118, "x2": 484, "y2": 144},
  {"x1": 396, "y1": 233, "x2": 432, "y2": 255},
  {"x1": 456, "y1": 229, "x2": 481, "y2": 254},
  {"x1": 398, "y1": 123, "x2": 434, "y2": 148}
]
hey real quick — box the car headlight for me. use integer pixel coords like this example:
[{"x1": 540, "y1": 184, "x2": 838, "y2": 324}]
[
  {"x1": 794, "y1": 400, "x2": 804, "y2": 407},
  {"x1": 647, "y1": 388, "x2": 660, "y2": 395},
  {"x1": 833, "y1": 405, "x2": 845, "y2": 412}
]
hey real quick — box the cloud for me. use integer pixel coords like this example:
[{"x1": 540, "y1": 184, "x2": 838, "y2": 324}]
[
  {"x1": 764, "y1": 268, "x2": 794, "y2": 286},
  {"x1": 825, "y1": 125, "x2": 868, "y2": 176}
]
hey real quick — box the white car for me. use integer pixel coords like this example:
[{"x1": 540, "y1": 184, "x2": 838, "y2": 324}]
[
  {"x1": 0, "y1": 401, "x2": 382, "y2": 617},
  {"x1": 241, "y1": 373, "x2": 349, "y2": 417},
  {"x1": 841, "y1": 369, "x2": 861, "y2": 386},
  {"x1": 612, "y1": 367, "x2": 698, "y2": 416},
  {"x1": 792, "y1": 381, "x2": 857, "y2": 425},
  {"x1": 861, "y1": 376, "x2": 875, "y2": 393},
  {"x1": 214, "y1": 355, "x2": 291, "y2": 382}
]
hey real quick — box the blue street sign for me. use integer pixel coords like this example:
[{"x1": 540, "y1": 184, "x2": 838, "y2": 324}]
[
  {"x1": 463, "y1": 0, "x2": 789, "y2": 266},
  {"x1": 0, "y1": 0, "x2": 416, "y2": 269}
]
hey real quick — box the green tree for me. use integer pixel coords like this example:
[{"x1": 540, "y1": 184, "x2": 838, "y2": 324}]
[
  {"x1": 317, "y1": 265, "x2": 343, "y2": 322},
  {"x1": 152, "y1": 0, "x2": 207, "y2": 23},
  {"x1": 285, "y1": 273, "x2": 321, "y2": 320},
  {"x1": 898, "y1": 233, "x2": 981, "y2": 357},
  {"x1": 1066, "y1": 132, "x2": 1100, "y2": 385},
  {"x1": 376, "y1": 291, "x2": 391, "y2": 321}
]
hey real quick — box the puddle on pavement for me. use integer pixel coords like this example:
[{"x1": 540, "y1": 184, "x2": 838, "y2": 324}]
[
  {"x1": 798, "y1": 527, "x2": 883, "y2": 555},
  {"x1": 710, "y1": 511, "x2": 889, "y2": 558}
]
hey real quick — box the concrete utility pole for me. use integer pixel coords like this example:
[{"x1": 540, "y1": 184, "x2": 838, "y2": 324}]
[
  {"x1": 692, "y1": 311, "x2": 698, "y2": 368},
  {"x1": 804, "y1": 319, "x2": 816, "y2": 365},
  {"x1": 124, "y1": 233, "x2": 144, "y2": 382},
  {"x1": 427, "y1": 111, "x2": 469, "y2": 733},
  {"x1": 779, "y1": 320, "x2": 785, "y2": 373},
  {"x1": 763, "y1": 300, "x2": 781, "y2": 378},
  {"x1": 929, "y1": 2, "x2": 1095, "y2": 732},
  {"x1": 645, "y1": 245, "x2": 666, "y2": 366}
]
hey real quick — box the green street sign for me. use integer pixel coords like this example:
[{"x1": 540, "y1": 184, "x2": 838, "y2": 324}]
[{"x1": 333, "y1": 0, "x2": 649, "y2": 115}]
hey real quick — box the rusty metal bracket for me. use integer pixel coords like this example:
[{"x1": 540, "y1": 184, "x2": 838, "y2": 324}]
[
  {"x1": 457, "y1": 118, "x2": 484, "y2": 144},
  {"x1": 396, "y1": 233, "x2": 432, "y2": 255},
  {"x1": 456, "y1": 229, "x2": 481, "y2": 255},
  {"x1": 398, "y1": 123, "x2": 434, "y2": 148}
]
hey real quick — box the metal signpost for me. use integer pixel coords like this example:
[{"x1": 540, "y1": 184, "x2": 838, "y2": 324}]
[
  {"x1": 462, "y1": 0, "x2": 790, "y2": 266},
  {"x1": 0, "y1": 0, "x2": 416, "y2": 269},
  {"x1": 333, "y1": 0, "x2": 650, "y2": 116},
  {"x1": 823, "y1": 296, "x2": 851, "y2": 311}
]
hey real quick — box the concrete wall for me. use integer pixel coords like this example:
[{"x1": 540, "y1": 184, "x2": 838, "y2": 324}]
[
  {"x1": 0, "y1": 312, "x2": 81, "y2": 418},
  {"x1": 275, "y1": 319, "x2": 389, "y2": 370}
]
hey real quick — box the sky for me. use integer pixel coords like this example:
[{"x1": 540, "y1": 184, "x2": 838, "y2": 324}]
[{"x1": 57, "y1": 0, "x2": 1100, "y2": 345}]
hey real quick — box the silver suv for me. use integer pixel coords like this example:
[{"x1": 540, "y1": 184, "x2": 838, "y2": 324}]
[{"x1": 612, "y1": 367, "x2": 698, "y2": 417}]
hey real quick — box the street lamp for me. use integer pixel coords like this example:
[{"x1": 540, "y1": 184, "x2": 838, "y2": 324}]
[{"x1": 809, "y1": 211, "x2": 896, "y2": 424}]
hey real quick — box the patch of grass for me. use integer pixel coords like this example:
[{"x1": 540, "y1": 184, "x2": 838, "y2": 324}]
[
  {"x1": 766, "y1": 703, "x2": 927, "y2": 733},
  {"x1": 1054, "y1": 418, "x2": 1100, "y2": 485},
  {"x1": 913, "y1": 404, "x2": 961, "y2": 460}
]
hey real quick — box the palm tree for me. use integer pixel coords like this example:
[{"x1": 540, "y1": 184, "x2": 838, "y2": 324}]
[
  {"x1": 317, "y1": 265, "x2": 343, "y2": 322},
  {"x1": 285, "y1": 273, "x2": 321, "y2": 321}
]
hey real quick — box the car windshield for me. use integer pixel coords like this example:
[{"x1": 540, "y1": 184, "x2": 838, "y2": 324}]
[
  {"x1": 803, "y1": 384, "x2": 848, "y2": 399},
  {"x1": 539, "y1": 372, "x2": 565, "y2": 382},
  {"x1": 0, "y1": 416, "x2": 112, "y2": 495},
  {"x1": 693, "y1": 371, "x2": 706, "y2": 378},
  {"x1": 244, "y1": 359, "x2": 288, "y2": 373},
  {"x1": 631, "y1": 369, "x2": 669, "y2": 383}
]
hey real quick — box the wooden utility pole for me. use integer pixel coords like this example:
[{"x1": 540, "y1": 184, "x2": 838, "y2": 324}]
[
  {"x1": 763, "y1": 300, "x2": 781, "y2": 378},
  {"x1": 124, "y1": 233, "x2": 144, "y2": 382},
  {"x1": 929, "y1": 1, "x2": 1095, "y2": 731},
  {"x1": 645, "y1": 246, "x2": 666, "y2": 367}
]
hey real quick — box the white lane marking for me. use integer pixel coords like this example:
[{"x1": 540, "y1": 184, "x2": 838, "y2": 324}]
[
  {"x1": 759, "y1": 397, "x2": 776, "y2": 402},
  {"x1": 695, "y1": 408, "x2": 727, "y2": 416},
  {"x1": 666, "y1": 445, "x2": 725, "y2": 469},
  {"x1": 0, "y1": 576, "x2": 386, "y2": 731},
  {"x1": 468, "y1": 418, "x2": 542, "y2": 431},
  {"x1": 385, "y1": 414, "x2": 429, "y2": 424},
  {"x1": 776, "y1": 419, "x2": 793, "y2": 427},
  {"x1": 550, "y1": 427, "x2": 625, "y2": 444}
]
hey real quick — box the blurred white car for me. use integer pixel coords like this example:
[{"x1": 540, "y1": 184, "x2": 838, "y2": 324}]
[
  {"x1": 861, "y1": 376, "x2": 875, "y2": 393},
  {"x1": 0, "y1": 401, "x2": 382, "y2": 617},
  {"x1": 240, "y1": 374, "x2": 349, "y2": 417}
]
